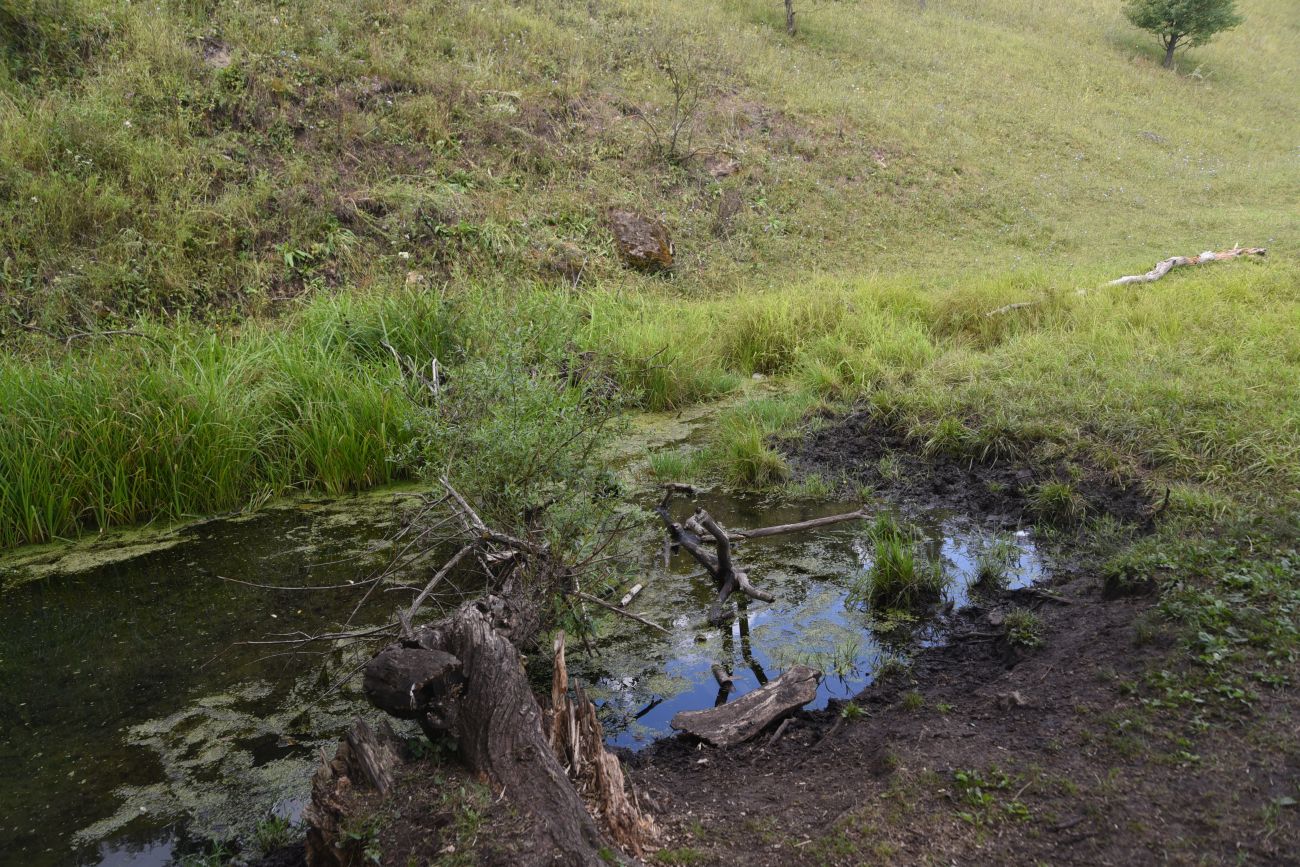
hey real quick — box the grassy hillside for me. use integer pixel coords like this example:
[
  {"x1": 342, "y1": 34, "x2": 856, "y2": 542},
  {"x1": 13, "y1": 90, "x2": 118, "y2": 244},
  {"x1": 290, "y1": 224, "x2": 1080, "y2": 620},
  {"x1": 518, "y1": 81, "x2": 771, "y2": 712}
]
[
  {"x1": 0, "y1": 0, "x2": 1296, "y2": 547},
  {"x1": 1, "y1": 0, "x2": 1295, "y2": 331}
]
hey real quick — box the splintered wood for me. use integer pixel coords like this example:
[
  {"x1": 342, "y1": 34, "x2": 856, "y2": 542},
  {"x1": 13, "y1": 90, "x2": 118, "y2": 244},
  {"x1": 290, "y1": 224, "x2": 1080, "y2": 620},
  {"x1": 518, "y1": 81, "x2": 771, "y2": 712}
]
[{"x1": 550, "y1": 632, "x2": 658, "y2": 856}]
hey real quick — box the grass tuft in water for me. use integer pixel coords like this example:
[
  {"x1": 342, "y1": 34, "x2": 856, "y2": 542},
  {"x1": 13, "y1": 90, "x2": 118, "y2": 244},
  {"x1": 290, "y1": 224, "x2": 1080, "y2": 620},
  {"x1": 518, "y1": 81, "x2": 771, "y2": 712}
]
[
  {"x1": 972, "y1": 534, "x2": 1021, "y2": 590},
  {"x1": 850, "y1": 514, "x2": 949, "y2": 614}
]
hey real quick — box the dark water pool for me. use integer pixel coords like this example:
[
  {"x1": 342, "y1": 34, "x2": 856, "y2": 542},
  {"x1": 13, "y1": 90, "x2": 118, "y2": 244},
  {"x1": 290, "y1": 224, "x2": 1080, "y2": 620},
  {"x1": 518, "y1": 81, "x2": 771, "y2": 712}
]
[{"x1": 0, "y1": 491, "x2": 476, "y2": 867}]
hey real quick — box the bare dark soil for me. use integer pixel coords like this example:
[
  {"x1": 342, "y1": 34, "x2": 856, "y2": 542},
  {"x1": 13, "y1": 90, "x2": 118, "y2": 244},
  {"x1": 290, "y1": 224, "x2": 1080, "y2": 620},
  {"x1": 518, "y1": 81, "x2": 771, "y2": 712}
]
[
  {"x1": 630, "y1": 573, "x2": 1297, "y2": 865},
  {"x1": 789, "y1": 410, "x2": 1154, "y2": 528}
]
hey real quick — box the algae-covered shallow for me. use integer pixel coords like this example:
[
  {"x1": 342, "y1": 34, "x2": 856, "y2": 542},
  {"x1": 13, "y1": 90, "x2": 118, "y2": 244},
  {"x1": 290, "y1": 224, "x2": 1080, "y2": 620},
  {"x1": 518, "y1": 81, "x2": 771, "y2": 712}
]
[
  {"x1": 0, "y1": 487, "x2": 472, "y2": 867},
  {"x1": 572, "y1": 490, "x2": 1044, "y2": 749}
]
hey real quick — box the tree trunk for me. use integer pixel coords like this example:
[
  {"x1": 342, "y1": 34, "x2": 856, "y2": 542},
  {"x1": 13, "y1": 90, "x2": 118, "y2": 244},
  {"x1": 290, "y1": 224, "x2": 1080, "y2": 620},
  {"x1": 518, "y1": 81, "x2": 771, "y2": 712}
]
[
  {"x1": 785, "y1": 0, "x2": 796, "y2": 35},
  {"x1": 1163, "y1": 38, "x2": 1178, "y2": 69},
  {"x1": 361, "y1": 596, "x2": 614, "y2": 865}
]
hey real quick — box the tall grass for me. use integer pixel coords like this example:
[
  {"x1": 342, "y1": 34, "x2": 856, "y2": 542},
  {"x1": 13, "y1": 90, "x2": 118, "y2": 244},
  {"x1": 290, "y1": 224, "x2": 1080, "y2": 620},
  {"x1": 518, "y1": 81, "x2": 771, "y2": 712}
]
[{"x1": 0, "y1": 287, "x2": 452, "y2": 547}]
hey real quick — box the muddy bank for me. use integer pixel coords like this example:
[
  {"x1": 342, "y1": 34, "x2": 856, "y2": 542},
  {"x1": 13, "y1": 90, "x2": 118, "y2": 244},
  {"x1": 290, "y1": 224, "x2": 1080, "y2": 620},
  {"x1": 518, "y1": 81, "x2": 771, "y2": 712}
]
[
  {"x1": 790, "y1": 409, "x2": 1154, "y2": 527},
  {"x1": 627, "y1": 564, "x2": 1297, "y2": 864}
]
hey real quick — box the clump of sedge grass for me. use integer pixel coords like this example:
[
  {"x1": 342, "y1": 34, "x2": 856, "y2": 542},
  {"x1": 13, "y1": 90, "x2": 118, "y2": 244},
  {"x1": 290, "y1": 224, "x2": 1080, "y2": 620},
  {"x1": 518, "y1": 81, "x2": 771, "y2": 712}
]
[
  {"x1": 1029, "y1": 480, "x2": 1088, "y2": 526},
  {"x1": 850, "y1": 513, "x2": 949, "y2": 613},
  {"x1": 972, "y1": 534, "x2": 1020, "y2": 590}
]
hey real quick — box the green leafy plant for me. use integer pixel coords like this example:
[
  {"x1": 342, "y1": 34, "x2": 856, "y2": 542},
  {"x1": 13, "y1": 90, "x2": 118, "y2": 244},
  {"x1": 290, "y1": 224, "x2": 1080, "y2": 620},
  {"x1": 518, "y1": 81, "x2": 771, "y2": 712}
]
[
  {"x1": 950, "y1": 769, "x2": 1030, "y2": 825},
  {"x1": 1004, "y1": 608, "x2": 1045, "y2": 649},
  {"x1": 1124, "y1": 0, "x2": 1244, "y2": 69}
]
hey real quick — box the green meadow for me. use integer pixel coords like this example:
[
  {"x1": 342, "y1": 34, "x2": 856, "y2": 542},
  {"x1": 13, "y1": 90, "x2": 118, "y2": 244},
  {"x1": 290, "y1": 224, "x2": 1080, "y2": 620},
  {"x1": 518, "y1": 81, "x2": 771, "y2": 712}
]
[{"x1": 0, "y1": 0, "x2": 1296, "y2": 545}]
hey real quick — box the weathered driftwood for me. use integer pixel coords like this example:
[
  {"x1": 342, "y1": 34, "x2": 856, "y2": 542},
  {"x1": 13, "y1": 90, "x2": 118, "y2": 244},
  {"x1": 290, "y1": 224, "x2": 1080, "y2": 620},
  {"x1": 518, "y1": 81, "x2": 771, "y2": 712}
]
[
  {"x1": 304, "y1": 719, "x2": 402, "y2": 867},
  {"x1": 670, "y1": 664, "x2": 822, "y2": 747},
  {"x1": 1108, "y1": 246, "x2": 1265, "y2": 285},
  {"x1": 549, "y1": 632, "x2": 657, "y2": 856}
]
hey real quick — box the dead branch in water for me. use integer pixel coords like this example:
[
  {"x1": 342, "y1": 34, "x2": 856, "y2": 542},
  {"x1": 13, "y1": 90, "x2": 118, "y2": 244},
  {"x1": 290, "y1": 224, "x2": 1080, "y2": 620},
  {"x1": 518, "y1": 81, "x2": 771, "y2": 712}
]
[
  {"x1": 572, "y1": 590, "x2": 671, "y2": 634},
  {"x1": 704, "y1": 507, "x2": 870, "y2": 541},
  {"x1": 653, "y1": 485, "x2": 775, "y2": 624}
]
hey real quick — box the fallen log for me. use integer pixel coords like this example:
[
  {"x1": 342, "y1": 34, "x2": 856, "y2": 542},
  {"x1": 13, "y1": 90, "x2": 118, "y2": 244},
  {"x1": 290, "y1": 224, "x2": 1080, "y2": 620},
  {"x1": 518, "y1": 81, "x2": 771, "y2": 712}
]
[
  {"x1": 670, "y1": 664, "x2": 822, "y2": 747},
  {"x1": 1107, "y1": 246, "x2": 1265, "y2": 285}
]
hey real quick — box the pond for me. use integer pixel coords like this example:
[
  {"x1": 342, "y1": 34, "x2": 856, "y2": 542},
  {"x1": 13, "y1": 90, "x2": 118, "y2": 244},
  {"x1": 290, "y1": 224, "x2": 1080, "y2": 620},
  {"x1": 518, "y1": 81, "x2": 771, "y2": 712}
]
[
  {"x1": 0, "y1": 416, "x2": 1047, "y2": 865},
  {"x1": 572, "y1": 490, "x2": 1043, "y2": 749}
]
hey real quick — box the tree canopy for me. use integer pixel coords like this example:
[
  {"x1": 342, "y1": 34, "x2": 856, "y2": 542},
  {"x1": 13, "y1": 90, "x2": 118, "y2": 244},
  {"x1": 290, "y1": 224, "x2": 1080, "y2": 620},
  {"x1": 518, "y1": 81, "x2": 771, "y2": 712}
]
[{"x1": 1124, "y1": 0, "x2": 1244, "y2": 68}]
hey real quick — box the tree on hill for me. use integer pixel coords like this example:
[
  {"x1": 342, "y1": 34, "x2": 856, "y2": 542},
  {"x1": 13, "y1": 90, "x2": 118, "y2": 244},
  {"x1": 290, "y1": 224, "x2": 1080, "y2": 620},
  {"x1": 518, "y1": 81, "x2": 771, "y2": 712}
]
[{"x1": 1124, "y1": 0, "x2": 1244, "y2": 69}]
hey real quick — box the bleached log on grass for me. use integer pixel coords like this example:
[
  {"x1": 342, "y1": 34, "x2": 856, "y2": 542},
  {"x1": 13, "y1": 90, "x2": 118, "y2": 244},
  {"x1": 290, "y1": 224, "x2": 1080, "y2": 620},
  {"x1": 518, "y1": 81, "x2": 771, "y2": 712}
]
[{"x1": 1107, "y1": 246, "x2": 1265, "y2": 286}]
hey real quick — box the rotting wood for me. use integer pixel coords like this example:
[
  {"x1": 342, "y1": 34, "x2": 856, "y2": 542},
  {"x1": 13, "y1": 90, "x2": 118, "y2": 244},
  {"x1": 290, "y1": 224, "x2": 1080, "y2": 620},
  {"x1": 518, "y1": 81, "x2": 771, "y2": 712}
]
[
  {"x1": 349, "y1": 483, "x2": 640, "y2": 865},
  {"x1": 363, "y1": 594, "x2": 614, "y2": 864},
  {"x1": 1107, "y1": 246, "x2": 1265, "y2": 285},
  {"x1": 670, "y1": 664, "x2": 822, "y2": 747},
  {"x1": 304, "y1": 718, "x2": 402, "y2": 867}
]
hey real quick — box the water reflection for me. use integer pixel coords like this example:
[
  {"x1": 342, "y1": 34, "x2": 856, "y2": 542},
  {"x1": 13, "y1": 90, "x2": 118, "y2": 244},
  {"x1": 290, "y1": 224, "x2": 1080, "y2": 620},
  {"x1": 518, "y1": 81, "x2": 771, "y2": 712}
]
[{"x1": 576, "y1": 493, "x2": 1043, "y2": 749}]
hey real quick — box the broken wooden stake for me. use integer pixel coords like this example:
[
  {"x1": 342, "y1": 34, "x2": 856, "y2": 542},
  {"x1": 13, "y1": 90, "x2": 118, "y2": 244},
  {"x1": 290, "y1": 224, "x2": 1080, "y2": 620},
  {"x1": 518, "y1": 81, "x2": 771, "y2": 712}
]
[{"x1": 670, "y1": 664, "x2": 821, "y2": 747}]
